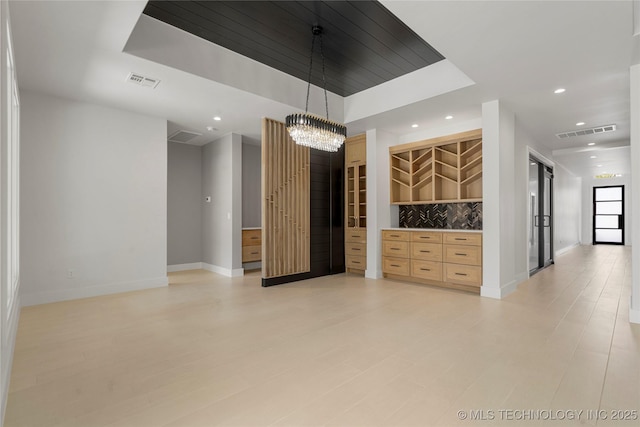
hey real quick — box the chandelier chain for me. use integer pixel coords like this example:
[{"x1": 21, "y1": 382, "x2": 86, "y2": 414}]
[
  {"x1": 304, "y1": 33, "x2": 316, "y2": 114},
  {"x1": 303, "y1": 29, "x2": 330, "y2": 121}
]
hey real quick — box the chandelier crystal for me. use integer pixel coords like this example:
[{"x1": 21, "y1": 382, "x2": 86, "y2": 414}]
[{"x1": 286, "y1": 25, "x2": 346, "y2": 152}]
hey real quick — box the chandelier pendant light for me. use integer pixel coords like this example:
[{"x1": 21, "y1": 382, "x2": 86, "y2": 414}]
[{"x1": 286, "y1": 25, "x2": 347, "y2": 152}]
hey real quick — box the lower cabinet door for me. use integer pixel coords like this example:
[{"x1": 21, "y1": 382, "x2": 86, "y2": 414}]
[
  {"x1": 242, "y1": 245, "x2": 262, "y2": 262},
  {"x1": 411, "y1": 260, "x2": 442, "y2": 281},
  {"x1": 382, "y1": 257, "x2": 410, "y2": 276},
  {"x1": 443, "y1": 263, "x2": 482, "y2": 286},
  {"x1": 346, "y1": 255, "x2": 366, "y2": 270}
]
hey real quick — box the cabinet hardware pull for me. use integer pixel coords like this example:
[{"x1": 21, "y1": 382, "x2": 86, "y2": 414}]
[
  {"x1": 352, "y1": 261, "x2": 360, "y2": 264},
  {"x1": 455, "y1": 273, "x2": 468, "y2": 276},
  {"x1": 353, "y1": 248, "x2": 360, "y2": 251},
  {"x1": 390, "y1": 234, "x2": 400, "y2": 237},
  {"x1": 251, "y1": 237, "x2": 258, "y2": 240},
  {"x1": 390, "y1": 248, "x2": 400, "y2": 250},
  {"x1": 391, "y1": 264, "x2": 400, "y2": 267},
  {"x1": 454, "y1": 253, "x2": 467, "y2": 256},
  {"x1": 420, "y1": 268, "x2": 431, "y2": 271},
  {"x1": 251, "y1": 252, "x2": 258, "y2": 255},
  {"x1": 420, "y1": 250, "x2": 430, "y2": 253},
  {"x1": 454, "y1": 238, "x2": 467, "y2": 241}
]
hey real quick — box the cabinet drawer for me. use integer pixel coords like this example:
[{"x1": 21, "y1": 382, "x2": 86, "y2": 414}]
[
  {"x1": 411, "y1": 231, "x2": 442, "y2": 243},
  {"x1": 411, "y1": 242, "x2": 442, "y2": 261},
  {"x1": 382, "y1": 257, "x2": 410, "y2": 276},
  {"x1": 444, "y1": 245, "x2": 482, "y2": 266},
  {"x1": 346, "y1": 228, "x2": 367, "y2": 243},
  {"x1": 443, "y1": 232, "x2": 482, "y2": 246},
  {"x1": 242, "y1": 229, "x2": 262, "y2": 246},
  {"x1": 346, "y1": 255, "x2": 366, "y2": 270},
  {"x1": 444, "y1": 264, "x2": 482, "y2": 286},
  {"x1": 346, "y1": 243, "x2": 366, "y2": 257},
  {"x1": 242, "y1": 245, "x2": 262, "y2": 262},
  {"x1": 382, "y1": 230, "x2": 410, "y2": 241},
  {"x1": 411, "y1": 260, "x2": 442, "y2": 281},
  {"x1": 382, "y1": 240, "x2": 409, "y2": 258}
]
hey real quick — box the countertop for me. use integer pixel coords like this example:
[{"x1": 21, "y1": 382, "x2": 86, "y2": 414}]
[
  {"x1": 242, "y1": 227, "x2": 262, "y2": 230},
  {"x1": 382, "y1": 228, "x2": 483, "y2": 233}
]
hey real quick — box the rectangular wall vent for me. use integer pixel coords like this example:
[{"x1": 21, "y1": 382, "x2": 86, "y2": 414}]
[
  {"x1": 556, "y1": 124, "x2": 616, "y2": 139},
  {"x1": 168, "y1": 130, "x2": 202, "y2": 144},
  {"x1": 127, "y1": 72, "x2": 160, "y2": 89}
]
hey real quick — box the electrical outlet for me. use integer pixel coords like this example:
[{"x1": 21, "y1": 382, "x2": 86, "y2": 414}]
[{"x1": 67, "y1": 269, "x2": 74, "y2": 278}]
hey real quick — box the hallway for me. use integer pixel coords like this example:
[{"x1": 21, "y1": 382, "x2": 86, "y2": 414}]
[{"x1": 5, "y1": 245, "x2": 639, "y2": 426}]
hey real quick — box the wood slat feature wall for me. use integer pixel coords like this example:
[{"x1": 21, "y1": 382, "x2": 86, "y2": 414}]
[{"x1": 261, "y1": 118, "x2": 310, "y2": 278}]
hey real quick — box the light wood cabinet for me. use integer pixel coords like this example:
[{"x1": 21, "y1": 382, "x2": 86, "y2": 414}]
[
  {"x1": 345, "y1": 134, "x2": 367, "y2": 274},
  {"x1": 389, "y1": 129, "x2": 482, "y2": 205},
  {"x1": 382, "y1": 229, "x2": 482, "y2": 292},
  {"x1": 242, "y1": 229, "x2": 262, "y2": 263},
  {"x1": 443, "y1": 232, "x2": 482, "y2": 286}
]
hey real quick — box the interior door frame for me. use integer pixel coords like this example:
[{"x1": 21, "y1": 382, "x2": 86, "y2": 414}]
[
  {"x1": 528, "y1": 153, "x2": 554, "y2": 275},
  {"x1": 592, "y1": 185, "x2": 625, "y2": 245}
]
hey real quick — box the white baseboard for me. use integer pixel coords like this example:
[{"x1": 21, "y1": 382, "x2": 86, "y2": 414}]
[
  {"x1": 21, "y1": 276, "x2": 169, "y2": 307},
  {"x1": 481, "y1": 274, "x2": 523, "y2": 299},
  {"x1": 630, "y1": 300, "x2": 640, "y2": 324},
  {"x1": 202, "y1": 263, "x2": 244, "y2": 277},
  {"x1": 2, "y1": 295, "x2": 20, "y2": 425},
  {"x1": 365, "y1": 269, "x2": 382, "y2": 279},
  {"x1": 167, "y1": 262, "x2": 203, "y2": 272},
  {"x1": 555, "y1": 242, "x2": 580, "y2": 257}
]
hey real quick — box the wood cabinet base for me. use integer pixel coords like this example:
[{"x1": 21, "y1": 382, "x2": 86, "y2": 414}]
[{"x1": 383, "y1": 273, "x2": 481, "y2": 294}]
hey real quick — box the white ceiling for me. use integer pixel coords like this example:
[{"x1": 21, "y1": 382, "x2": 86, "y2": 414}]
[{"x1": 9, "y1": 0, "x2": 639, "y2": 179}]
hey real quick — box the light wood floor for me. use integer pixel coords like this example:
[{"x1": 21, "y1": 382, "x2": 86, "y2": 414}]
[{"x1": 5, "y1": 245, "x2": 640, "y2": 426}]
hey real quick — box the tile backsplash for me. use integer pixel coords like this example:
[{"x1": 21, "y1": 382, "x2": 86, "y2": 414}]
[{"x1": 399, "y1": 202, "x2": 482, "y2": 230}]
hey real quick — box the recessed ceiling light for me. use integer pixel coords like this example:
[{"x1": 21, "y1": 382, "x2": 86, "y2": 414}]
[
  {"x1": 576, "y1": 122, "x2": 585, "y2": 126},
  {"x1": 590, "y1": 155, "x2": 597, "y2": 159},
  {"x1": 587, "y1": 142, "x2": 595, "y2": 146},
  {"x1": 554, "y1": 88, "x2": 566, "y2": 94},
  {"x1": 597, "y1": 165, "x2": 603, "y2": 167},
  {"x1": 616, "y1": 174, "x2": 623, "y2": 177},
  {"x1": 213, "y1": 116, "x2": 222, "y2": 121},
  {"x1": 411, "y1": 124, "x2": 418, "y2": 128},
  {"x1": 445, "y1": 115, "x2": 453, "y2": 120},
  {"x1": 206, "y1": 126, "x2": 216, "y2": 132}
]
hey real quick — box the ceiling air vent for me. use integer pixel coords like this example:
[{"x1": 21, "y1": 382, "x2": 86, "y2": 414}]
[
  {"x1": 556, "y1": 124, "x2": 616, "y2": 139},
  {"x1": 126, "y1": 72, "x2": 160, "y2": 89},
  {"x1": 168, "y1": 130, "x2": 202, "y2": 144}
]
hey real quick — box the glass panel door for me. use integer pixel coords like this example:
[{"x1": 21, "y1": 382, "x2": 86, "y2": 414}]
[
  {"x1": 529, "y1": 157, "x2": 554, "y2": 274},
  {"x1": 593, "y1": 186, "x2": 624, "y2": 244}
]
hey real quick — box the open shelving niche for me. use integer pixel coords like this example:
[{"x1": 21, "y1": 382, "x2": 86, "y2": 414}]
[{"x1": 389, "y1": 129, "x2": 483, "y2": 205}]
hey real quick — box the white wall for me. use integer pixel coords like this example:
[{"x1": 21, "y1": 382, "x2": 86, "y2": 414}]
[
  {"x1": 201, "y1": 133, "x2": 242, "y2": 276},
  {"x1": 553, "y1": 163, "x2": 582, "y2": 254},
  {"x1": 580, "y1": 175, "x2": 632, "y2": 246},
  {"x1": 20, "y1": 91, "x2": 168, "y2": 306},
  {"x1": 1, "y1": 2, "x2": 20, "y2": 422},
  {"x1": 482, "y1": 100, "x2": 522, "y2": 298},
  {"x1": 365, "y1": 129, "x2": 398, "y2": 279},
  {"x1": 242, "y1": 142, "x2": 261, "y2": 228},
  {"x1": 167, "y1": 142, "x2": 202, "y2": 267},
  {"x1": 630, "y1": 63, "x2": 640, "y2": 324}
]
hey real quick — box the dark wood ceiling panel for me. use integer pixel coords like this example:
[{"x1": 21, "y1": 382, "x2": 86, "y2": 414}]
[{"x1": 143, "y1": 0, "x2": 445, "y2": 97}]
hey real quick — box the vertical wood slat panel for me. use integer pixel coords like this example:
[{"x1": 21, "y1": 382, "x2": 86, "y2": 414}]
[{"x1": 261, "y1": 118, "x2": 310, "y2": 278}]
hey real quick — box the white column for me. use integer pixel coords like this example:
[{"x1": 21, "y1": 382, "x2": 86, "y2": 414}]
[
  {"x1": 629, "y1": 64, "x2": 640, "y2": 324},
  {"x1": 481, "y1": 100, "x2": 518, "y2": 298},
  {"x1": 365, "y1": 129, "x2": 398, "y2": 279}
]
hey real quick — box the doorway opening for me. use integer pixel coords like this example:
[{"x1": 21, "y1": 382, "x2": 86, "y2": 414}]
[
  {"x1": 529, "y1": 157, "x2": 554, "y2": 275},
  {"x1": 593, "y1": 185, "x2": 624, "y2": 245}
]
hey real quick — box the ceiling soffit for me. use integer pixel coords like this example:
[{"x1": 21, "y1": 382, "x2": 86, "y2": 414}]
[{"x1": 143, "y1": 0, "x2": 445, "y2": 97}]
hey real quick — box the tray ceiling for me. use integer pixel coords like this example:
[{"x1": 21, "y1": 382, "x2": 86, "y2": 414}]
[{"x1": 143, "y1": 0, "x2": 445, "y2": 97}]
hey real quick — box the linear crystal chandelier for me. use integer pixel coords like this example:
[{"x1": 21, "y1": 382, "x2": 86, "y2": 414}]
[{"x1": 286, "y1": 25, "x2": 347, "y2": 152}]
